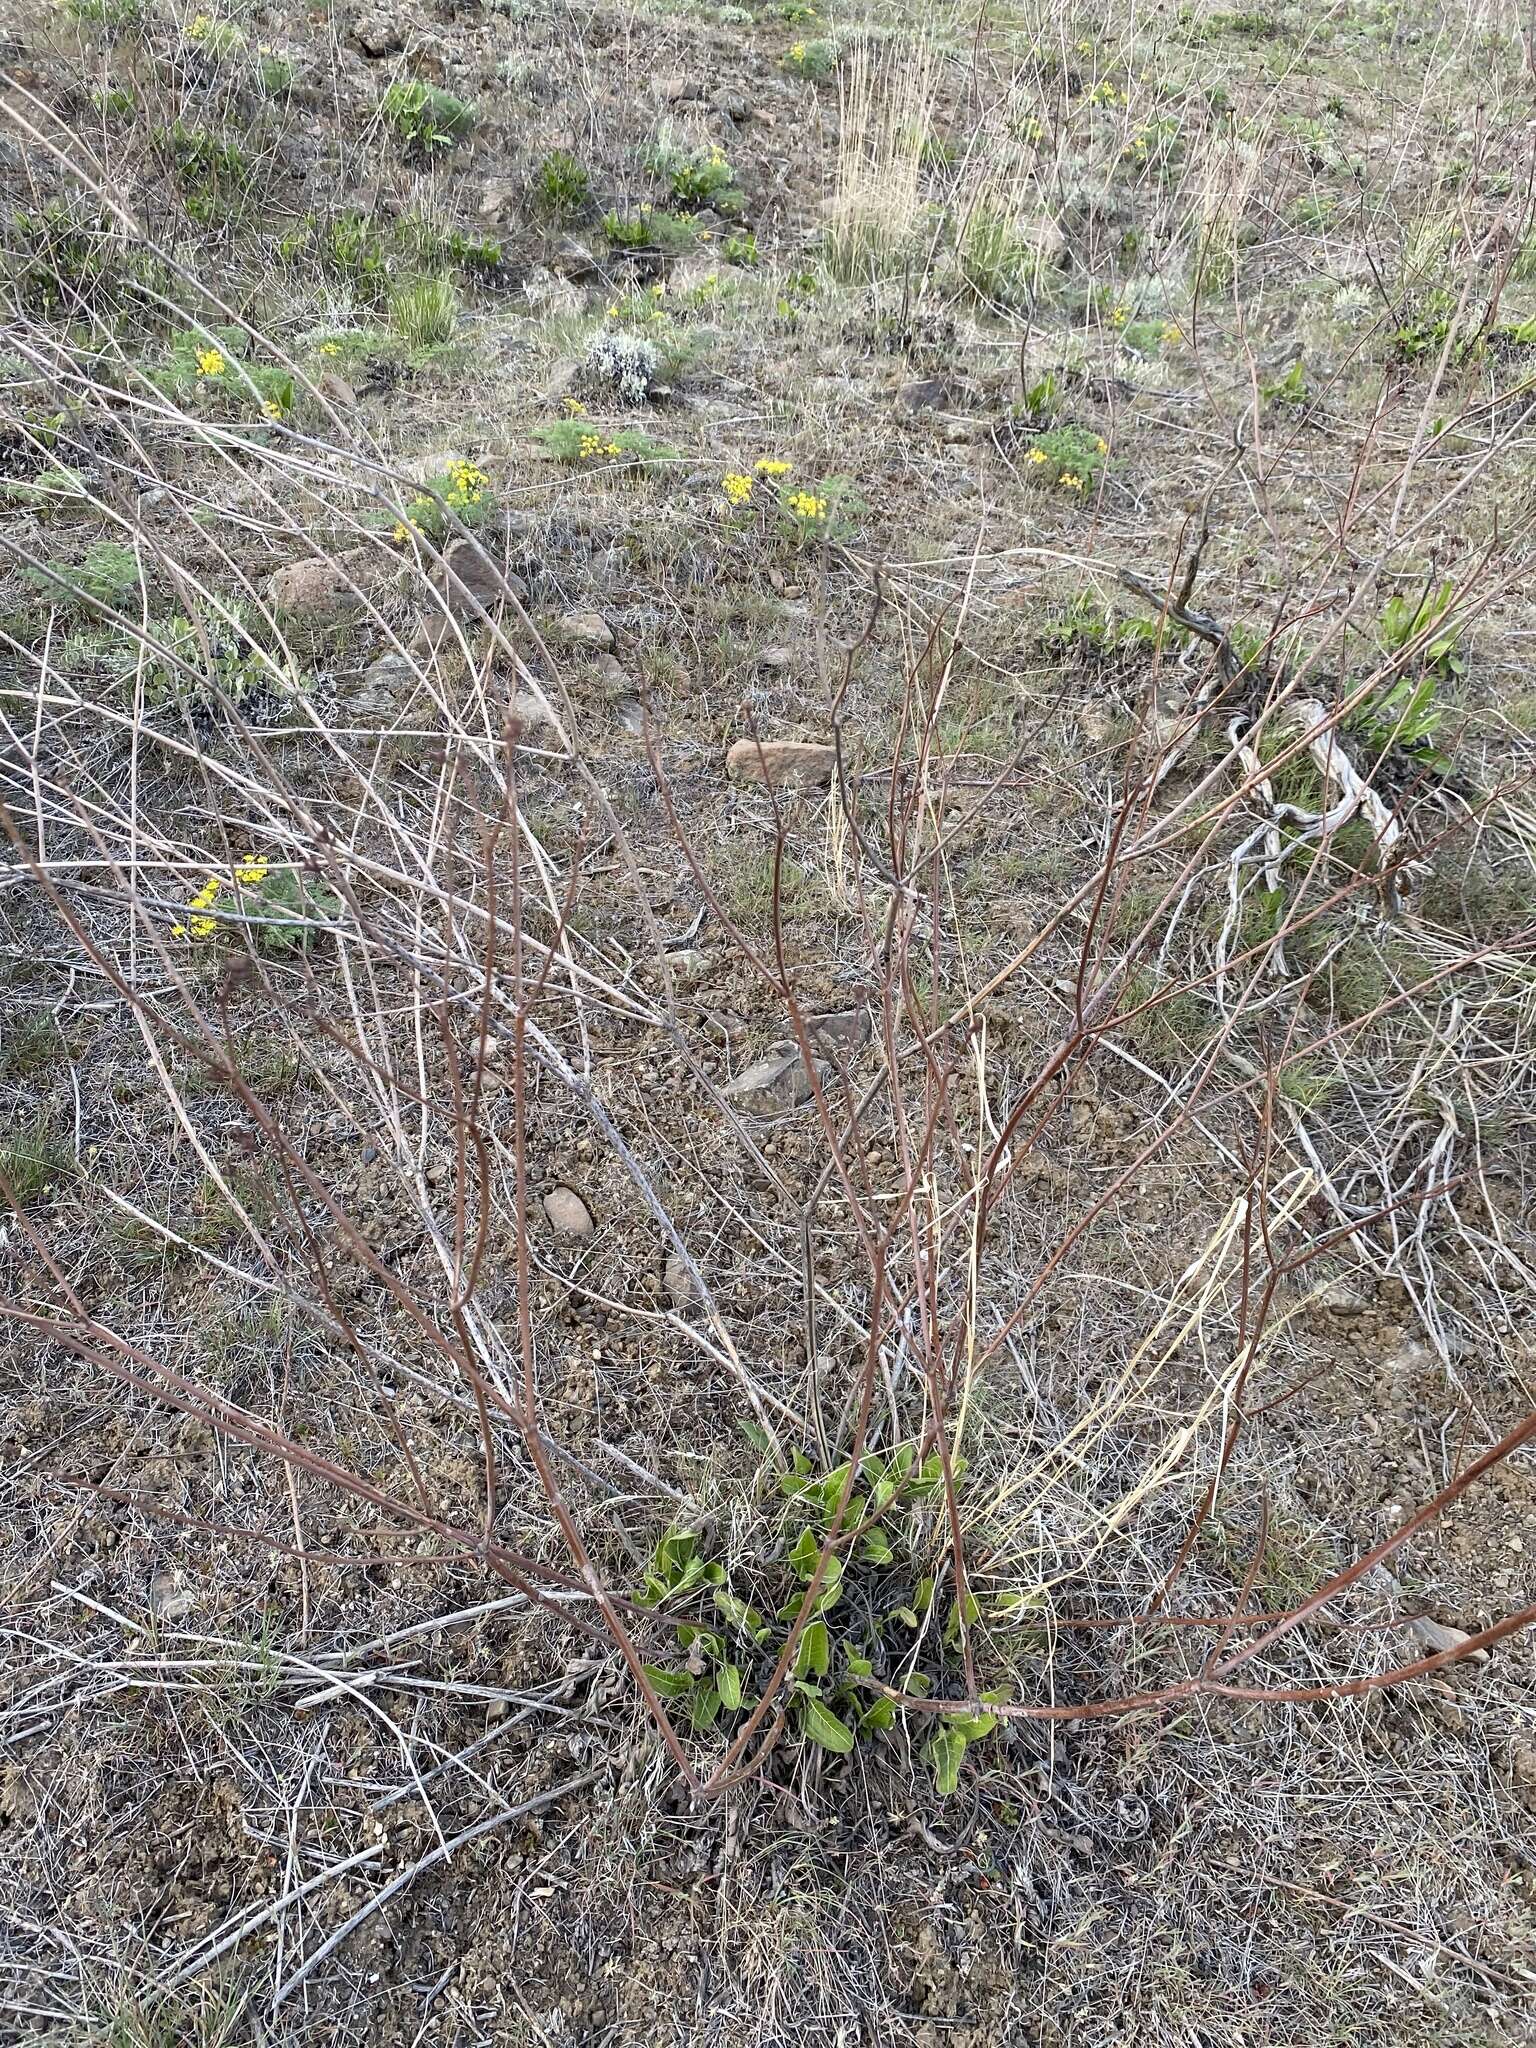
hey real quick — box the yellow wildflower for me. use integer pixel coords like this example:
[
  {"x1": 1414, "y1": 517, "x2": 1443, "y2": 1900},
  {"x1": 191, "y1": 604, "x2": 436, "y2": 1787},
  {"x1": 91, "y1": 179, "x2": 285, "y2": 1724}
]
[
  {"x1": 754, "y1": 457, "x2": 792, "y2": 477},
  {"x1": 789, "y1": 40, "x2": 807, "y2": 60},
  {"x1": 233, "y1": 857, "x2": 269, "y2": 885},
  {"x1": 174, "y1": 873, "x2": 223, "y2": 938},
  {"x1": 1095, "y1": 437, "x2": 1108, "y2": 455},
  {"x1": 563, "y1": 395, "x2": 588, "y2": 415},
  {"x1": 786, "y1": 490, "x2": 828, "y2": 520},
  {"x1": 1027, "y1": 447, "x2": 1048, "y2": 465},
  {"x1": 263, "y1": 399, "x2": 284, "y2": 420},
  {"x1": 1058, "y1": 472, "x2": 1084, "y2": 491},
  {"x1": 392, "y1": 521, "x2": 411, "y2": 542},
  {"x1": 1162, "y1": 321, "x2": 1180, "y2": 346},
  {"x1": 196, "y1": 347, "x2": 226, "y2": 378},
  {"x1": 446, "y1": 460, "x2": 488, "y2": 505},
  {"x1": 721, "y1": 472, "x2": 754, "y2": 506},
  {"x1": 319, "y1": 341, "x2": 341, "y2": 357}
]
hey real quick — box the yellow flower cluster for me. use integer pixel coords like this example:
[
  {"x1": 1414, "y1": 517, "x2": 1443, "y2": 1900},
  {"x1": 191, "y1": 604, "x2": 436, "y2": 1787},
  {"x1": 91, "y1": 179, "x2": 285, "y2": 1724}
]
[
  {"x1": 1058, "y1": 472, "x2": 1085, "y2": 492},
  {"x1": 722, "y1": 472, "x2": 754, "y2": 506},
  {"x1": 173, "y1": 875, "x2": 221, "y2": 940},
  {"x1": 1109, "y1": 303, "x2": 1128, "y2": 328},
  {"x1": 445, "y1": 460, "x2": 488, "y2": 507},
  {"x1": 196, "y1": 347, "x2": 226, "y2": 378},
  {"x1": 563, "y1": 395, "x2": 587, "y2": 416},
  {"x1": 754, "y1": 456, "x2": 792, "y2": 477},
  {"x1": 263, "y1": 399, "x2": 285, "y2": 420},
  {"x1": 1088, "y1": 80, "x2": 1124, "y2": 107},
  {"x1": 789, "y1": 40, "x2": 807, "y2": 60},
  {"x1": 607, "y1": 280, "x2": 669, "y2": 325},
  {"x1": 1027, "y1": 447, "x2": 1048, "y2": 466},
  {"x1": 1161, "y1": 322, "x2": 1180, "y2": 347},
  {"x1": 172, "y1": 857, "x2": 270, "y2": 939},
  {"x1": 186, "y1": 11, "x2": 213, "y2": 38},
  {"x1": 786, "y1": 491, "x2": 827, "y2": 521},
  {"x1": 579, "y1": 433, "x2": 624, "y2": 461},
  {"x1": 319, "y1": 340, "x2": 341, "y2": 358}
]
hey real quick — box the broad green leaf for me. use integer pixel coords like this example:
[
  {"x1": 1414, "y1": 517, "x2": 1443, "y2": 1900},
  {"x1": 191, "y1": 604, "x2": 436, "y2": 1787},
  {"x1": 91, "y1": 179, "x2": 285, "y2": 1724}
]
[
  {"x1": 859, "y1": 1696, "x2": 897, "y2": 1733},
  {"x1": 797, "y1": 1694, "x2": 854, "y2": 1754},
  {"x1": 794, "y1": 1618, "x2": 830, "y2": 1679},
  {"x1": 717, "y1": 1662, "x2": 744, "y2": 1711},
  {"x1": 643, "y1": 1663, "x2": 694, "y2": 1699},
  {"x1": 925, "y1": 1726, "x2": 966, "y2": 1796},
  {"x1": 789, "y1": 1527, "x2": 821, "y2": 1578},
  {"x1": 714, "y1": 1588, "x2": 768, "y2": 1639},
  {"x1": 859, "y1": 1527, "x2": 895, "y2": 1565},
  {"x1": 809, "y1": 1554, "x2": 844, "y2": 1615}
]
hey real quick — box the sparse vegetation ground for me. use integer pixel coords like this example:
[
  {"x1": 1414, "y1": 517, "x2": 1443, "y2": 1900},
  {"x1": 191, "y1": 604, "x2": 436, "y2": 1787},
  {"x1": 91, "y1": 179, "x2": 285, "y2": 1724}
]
[{"x1": 3, "y1": 0, "x2": 1536, "y2": 2043}]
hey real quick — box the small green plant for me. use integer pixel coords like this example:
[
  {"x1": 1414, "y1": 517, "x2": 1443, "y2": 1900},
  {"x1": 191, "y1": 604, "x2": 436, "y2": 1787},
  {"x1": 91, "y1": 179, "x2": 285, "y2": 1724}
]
[
  {"x1": 774, "y1": 473, "x2": 861, "y2": 545},
  {"x1": 601, "y1": 205, "x2": 699, "y2": 254},
  {"x1": 0, "y1": 463, "x2": 90, "y2": 510},
  {"x1": 24, "y1": 539, "x2": 142, "y2": 614},
  {"x1": 391, "y1": 459, "x2": 492, "y2": 544},
  {"x1": 784, "y1": 37, "x2": 837, "y2": 79},
  {"x1": 144, "y1": 607, "x2": 275, "y2": 712},
  {"x1": 4, "y1": 200, "x2": 125, "y2": 314},
  {"x1": 532, "y1": 418, "x2": 677, "y2": 472},
  {"x1": 535, "y1": 149, "x2": 592, "y2": 219},
  {"x1": 1119, "y1": 318, "x2": 1171, "y2": 356},
  {"x1": 183, "y1": 12, "x2": 248, "y2": 60},
  {"x1": 388, "y1": 274, "x2": 458, "y2": 349},
  {"x1": 1276, "y1": 1058, "x2": 1339, "y2": 1111},
  {"x1": 1024, "y1": 424, "x2": 1109, "y2": 495},
  {"x1": 1261, "y1": 358, "x2": 1309, "y2": 406},
  {"x1": 447, "y1": 229, "x2": 503, "y2": 272},
  {"x1": 158, "y1": 121, "x2": 253, "y2": 224},
  {"x1": 323, "y1": 210, "x2": 390, "y2": 297},
  {"x1": 62, "y1": 0, "x2": 142, "y2": 23},
  {"x1": 0, "y1": 1116, "x2": 75, "y2": 1205},
  {"x1": 646, "y1": 134, "x2": 742, "y2": 214},
  {"x1": 959, "y1": 194, "x2": 1032, "y2": 307},
  {"x1": 1378, "y1": 578, "x2": 1464, "y2": 678},
  {"x1": 1011, "y1": 370, "x2": 1058, "y2": 425},
  {"x1": 168, "y1": 856, "x2": 338, "y2": 952},
  {"x1": 90, "y1": 81, "x2": 135, "y2": 116},
  {"x1": 380, "y1": 80, "x2": 475, "y2": 157},
  {"x1": 722, "y1": 228, "x2": 758, "y2": 265},
  {"x1": 1037, "y1": 591, "x2": 1181, "y2": 660},
  {"x1": 0, "y1": 1012, "x2": 67, "y2": 1084},
  {"x1": 243, "y1": 868, "x2": 343, "y2": 956},
  {"x1": 154, "y1": 333, "x2": 296, "y2": 420},
  {"x1": 636, "y1": 1444, "x2": 1006, "y2": 1793},
  {"x1": 258, "y1": 49, "x2": 294, "y2": 94}
]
